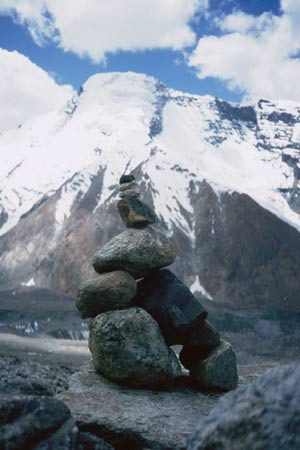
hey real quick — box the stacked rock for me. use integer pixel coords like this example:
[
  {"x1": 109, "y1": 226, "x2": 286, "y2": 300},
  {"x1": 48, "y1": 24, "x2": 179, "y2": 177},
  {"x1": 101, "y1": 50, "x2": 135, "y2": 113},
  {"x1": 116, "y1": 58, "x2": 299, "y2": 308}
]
[{"x1": 76, "y1": 174, "x2": 238, "y2": 391}]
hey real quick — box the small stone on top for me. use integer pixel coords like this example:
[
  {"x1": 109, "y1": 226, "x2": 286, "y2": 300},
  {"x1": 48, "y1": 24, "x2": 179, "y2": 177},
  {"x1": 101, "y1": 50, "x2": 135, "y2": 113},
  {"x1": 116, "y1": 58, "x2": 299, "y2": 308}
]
[{"x1": 119, "y1": 174, "x2": 135, "y2": 184}]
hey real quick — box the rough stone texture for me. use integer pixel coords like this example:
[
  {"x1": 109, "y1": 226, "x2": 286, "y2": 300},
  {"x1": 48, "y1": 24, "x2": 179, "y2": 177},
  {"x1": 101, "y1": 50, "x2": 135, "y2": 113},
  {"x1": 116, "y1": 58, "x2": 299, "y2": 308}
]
[
  {"x1": 0, "y1": 355, "x2": 72, "y2": 396},
  {"x1": 133, "y1": 269, "x2": 207, "y2": 345},
  {"x1": 0, "y1": 395, "x2": 71, "y2": 449},
  {"x1": 89, "y1": 307, "x2": 181, "y2": 387},
  {"x1": 76, "y1": 271, "x2": 137, "y2": 319},
  {"x1": 0, "y1": 394, "x2": 114, "y2": 450},
  {"x1": 93, "y1": 227, "x2": 176, "y2": 279},
  {"x1": 188, "y1": 363, "x2": 300, "y2": 450},
  {"x1": 117, "y1": 197, "x2": 156, "y2": 227},
  {"x1": 185, "y1": 319, "x2": 220, "y2": 347},
  {"x1": 189, "y1": 340, "x2": 238, "y2": 391},
  {"x1": 58, "y1": 363, "x2": 221, "y2": 450}
]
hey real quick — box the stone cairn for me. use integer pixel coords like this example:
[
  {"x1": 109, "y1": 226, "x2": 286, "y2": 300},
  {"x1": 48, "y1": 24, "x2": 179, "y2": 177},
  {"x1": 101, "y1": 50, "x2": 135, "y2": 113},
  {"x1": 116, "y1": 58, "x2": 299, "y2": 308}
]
[{"x1": 76, "y1": 175, "x2": 238, "y2": 391}]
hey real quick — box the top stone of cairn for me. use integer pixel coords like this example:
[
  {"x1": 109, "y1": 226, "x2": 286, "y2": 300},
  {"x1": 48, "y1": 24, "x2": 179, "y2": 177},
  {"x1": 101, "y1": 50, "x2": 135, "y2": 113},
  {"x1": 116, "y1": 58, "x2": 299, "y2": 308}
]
[
  {"x1": 117, "y1": 174, "x2": 156, "y2": 228},
  {"x1": 119, "y1": 174, "x2": 135, "y2": 184}
]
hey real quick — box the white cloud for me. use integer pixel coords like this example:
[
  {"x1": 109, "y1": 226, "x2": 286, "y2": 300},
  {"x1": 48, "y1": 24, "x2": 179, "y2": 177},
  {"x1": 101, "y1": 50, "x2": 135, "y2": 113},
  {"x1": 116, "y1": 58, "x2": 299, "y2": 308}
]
[
  {"x1": 0, "y1": 48, "x2": 74, "y2": 131},
  {"x1": 0, "y1": 0, "x2": 207, "y2": 63},
  {"x1": 188, "y1": 0, "x2": 300, "y2": 102}
]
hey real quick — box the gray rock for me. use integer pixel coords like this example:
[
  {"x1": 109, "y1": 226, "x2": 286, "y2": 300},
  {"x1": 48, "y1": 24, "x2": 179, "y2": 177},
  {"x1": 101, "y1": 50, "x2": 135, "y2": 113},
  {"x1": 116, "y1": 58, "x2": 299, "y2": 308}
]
[
  {"x1": 93, "y1": 227, "x2": 176, "y2": 279},
  {"x1": 189, "y1": 340, "x2": 238, "y2": 391},
  {"x1": 188, "y1": 363, "x2": 300, "y2": 450},
  {"x1": 58, "y1": 363, "x2": 221, "y2": 450},
  {"x1": 133, "y1": 269, "x2": 207, "y2": 345},
  {"x1": 117, "y1": 197, "x2": 156, "y2": 227},
  {"x1": 76, "y1": 271, "x2": 137, "y2": 319},
  {"x1": 89, "y1": 307, "x2": 181, "y2": 387}
]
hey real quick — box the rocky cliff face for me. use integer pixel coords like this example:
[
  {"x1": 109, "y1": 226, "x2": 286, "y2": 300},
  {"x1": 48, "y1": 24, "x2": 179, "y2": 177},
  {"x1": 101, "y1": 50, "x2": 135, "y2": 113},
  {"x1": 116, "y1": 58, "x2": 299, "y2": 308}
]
[{"x1": 0, "y1": 72, "x2": 300, "y2": 308}]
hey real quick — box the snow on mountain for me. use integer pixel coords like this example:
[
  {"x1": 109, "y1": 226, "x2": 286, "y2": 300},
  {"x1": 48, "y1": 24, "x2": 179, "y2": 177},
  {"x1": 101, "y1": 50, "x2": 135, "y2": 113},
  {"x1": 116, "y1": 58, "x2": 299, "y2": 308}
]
[
  {"x1": 1, "y1": 72, "x2": 299, "y2": 238},
  {"x1": 0, "y1": 72, "x2": 300, "y2": 306}
]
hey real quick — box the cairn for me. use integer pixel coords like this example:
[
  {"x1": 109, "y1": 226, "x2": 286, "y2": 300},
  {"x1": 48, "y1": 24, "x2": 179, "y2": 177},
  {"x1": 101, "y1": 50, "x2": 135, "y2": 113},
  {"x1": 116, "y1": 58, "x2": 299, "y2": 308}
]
[{"x1": 76, "y1": 175, "x2": 238, "y2": 391}]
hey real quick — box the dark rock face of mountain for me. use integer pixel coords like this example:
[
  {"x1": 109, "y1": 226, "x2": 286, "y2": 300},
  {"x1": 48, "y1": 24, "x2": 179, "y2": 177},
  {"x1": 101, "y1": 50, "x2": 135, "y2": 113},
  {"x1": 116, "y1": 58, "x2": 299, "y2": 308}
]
[
  {"x1": 1, "y1": 173, "x2": 300, "y2": 310},
  {"x1": 193, "y1": 181, "x2": 300, "y2": 308}
]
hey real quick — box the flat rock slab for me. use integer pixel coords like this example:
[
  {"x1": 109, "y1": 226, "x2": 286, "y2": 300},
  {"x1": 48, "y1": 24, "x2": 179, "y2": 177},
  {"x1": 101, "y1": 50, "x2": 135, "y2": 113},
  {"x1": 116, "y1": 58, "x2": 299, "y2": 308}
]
[{"x1": 58, "y1": 363, "x2": 221, "y2": 450}]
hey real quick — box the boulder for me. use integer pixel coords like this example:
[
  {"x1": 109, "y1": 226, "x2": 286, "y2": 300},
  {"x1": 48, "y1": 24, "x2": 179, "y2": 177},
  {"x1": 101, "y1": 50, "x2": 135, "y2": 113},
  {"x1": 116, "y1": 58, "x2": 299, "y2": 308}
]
[
  {"x1": 0, "y1": 395, "x2": 114, "y2": 450},
  {"x1": 93, "y1": 227, "x2": 176, "y2": 279},
  {"x1": 188, "y1": 363, "x2": 300, "y2": 450},
  {"x1": 188, "y1": 340, "x2": 238, "y2": 391},
  {"x1": 185, "y1": 319, "x2": 220, "y2": 347},
  {"x1": 117, "y1": 197, "x2": 156, "y2": 227},
  {"x1": 76, "y1": 271, "x2": 137, "y2": 319},
  {"x1": 180, "y1": 346, "x2": 212, "y2": 370},
  {"x1": 133, "y1": 269, "x2": 207, "y2": 345},
  {"x1": 88, "y1": 307, "x2": 181, "y2": 387}
]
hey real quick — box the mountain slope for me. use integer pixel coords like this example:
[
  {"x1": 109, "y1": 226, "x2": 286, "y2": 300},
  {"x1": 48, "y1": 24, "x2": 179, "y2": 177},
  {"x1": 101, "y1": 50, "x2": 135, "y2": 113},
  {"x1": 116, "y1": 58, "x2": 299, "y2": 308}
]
[{"x1": 0, "y1": 72, "x2": 300, "y2": 307}]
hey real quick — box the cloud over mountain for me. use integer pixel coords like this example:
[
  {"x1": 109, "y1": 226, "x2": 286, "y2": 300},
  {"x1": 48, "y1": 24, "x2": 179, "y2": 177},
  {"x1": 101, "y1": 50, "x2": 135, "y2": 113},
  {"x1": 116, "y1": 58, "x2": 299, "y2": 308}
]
[
  {"x1": 0, "y1": 0, "x2": 205, "y2": 62},
  {"x1": 0, "y1": 48, "x2": 73, "y2": 131},
  {"x1": 188, "y1": 0, "x2": 300, "y2": 102}
]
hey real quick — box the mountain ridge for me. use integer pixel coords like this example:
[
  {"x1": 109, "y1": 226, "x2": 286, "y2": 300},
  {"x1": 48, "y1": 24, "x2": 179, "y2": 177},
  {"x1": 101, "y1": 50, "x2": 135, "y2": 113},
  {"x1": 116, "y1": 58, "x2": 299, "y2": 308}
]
[{"x1": 0, "y1": 71, "x2": 300, "y2": 308}]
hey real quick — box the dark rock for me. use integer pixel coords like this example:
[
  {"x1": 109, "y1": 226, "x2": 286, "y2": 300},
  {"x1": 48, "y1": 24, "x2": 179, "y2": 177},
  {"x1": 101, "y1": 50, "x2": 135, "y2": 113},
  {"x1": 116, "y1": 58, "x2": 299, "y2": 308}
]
[
  {"x1": 189, "y1": 340, "x2": 238, "y2": 391},
  {"x1": 117, "y1": 197, "x2": 156, "y2": 227},
  {"x1": 185, "y1": 319, "x2": 220, "y2": 347},
  {"x1": 76, "y1": 271, "x2": 137, "y2": 319},
  {"x1": 75, "y1": 431, "x2": 114, "y2": 450},
  {"x1": 133, "y1": 269, "x2": 207, "y2": 345},
  {"x1": 193, "y1": 181, "x2": 300, "y2": 309},
  {"x1": 119, "y1": 174, "x2": 135, "y2": 184},
  {"x1": 0, "y1": 395, "x2": 71, "y2": 450},
  {"x1": 88, "y1": 307, "x2": 181, "y2": 387},
  {"x1": 180, "y1": 346, "x2": 212, "y2": 370},
  {"x1": 93, "y1": 227, "x2": 176, "y2": 279},
  {"x1": 188, "y1": 363, "x2": 300, "y2": 450},
  {"x1": 58, "y1": 363, "x2": 221, "y2": 450},
  {"x1": 0, "y1": 394, "x2": 114, "y2": 450}
]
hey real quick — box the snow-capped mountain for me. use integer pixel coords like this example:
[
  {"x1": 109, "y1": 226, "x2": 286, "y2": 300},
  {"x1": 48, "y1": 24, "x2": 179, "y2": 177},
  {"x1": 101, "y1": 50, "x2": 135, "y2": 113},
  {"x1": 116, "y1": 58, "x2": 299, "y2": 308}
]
[{"x1": 1, "y1": 72, "x2": 300, "y2": 308}]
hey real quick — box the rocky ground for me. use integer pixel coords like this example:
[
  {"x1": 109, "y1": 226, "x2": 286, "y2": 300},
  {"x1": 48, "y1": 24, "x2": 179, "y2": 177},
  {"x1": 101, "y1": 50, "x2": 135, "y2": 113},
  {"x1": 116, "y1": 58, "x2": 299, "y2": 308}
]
[
  {"x1": 0, "y1": 331, "x2": 291, "y2": 450},
  {"x1": 0, "y1": 286, "x2": 299, "y2": 449}
]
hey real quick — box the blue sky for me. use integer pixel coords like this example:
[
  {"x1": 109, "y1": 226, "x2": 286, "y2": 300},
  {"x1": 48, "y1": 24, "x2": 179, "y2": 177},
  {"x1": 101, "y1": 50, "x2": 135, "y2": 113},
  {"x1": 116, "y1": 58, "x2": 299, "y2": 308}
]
[{"x1": 0, "y1": 0, "x2": 299, "y2": 131}]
